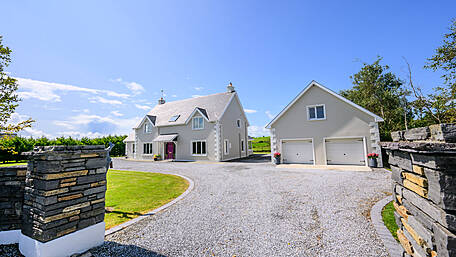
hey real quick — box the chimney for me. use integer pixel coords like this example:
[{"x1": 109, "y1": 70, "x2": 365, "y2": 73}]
[
  {"x1": 158, "y1": 97, "x2": 165, "y2": 105},
  {"x1": 227, "y1": 82, "x2": 235, "y2": 93}
]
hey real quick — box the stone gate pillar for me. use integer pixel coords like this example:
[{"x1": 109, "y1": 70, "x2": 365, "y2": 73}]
[{"x1": 20, "y1": 145, "x2": 108, "y2": 257}]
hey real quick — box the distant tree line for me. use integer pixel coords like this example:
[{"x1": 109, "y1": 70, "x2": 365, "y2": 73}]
[{"x1": 0, "y1": 135, "x2": 127, "y2": 163}]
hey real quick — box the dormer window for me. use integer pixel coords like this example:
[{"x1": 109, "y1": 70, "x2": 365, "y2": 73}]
[
  {"x1": 144, "y1": 123, "x2": 153, "y2": 133},
  {"x1": 192, "y1": 117, "x2": 204, "y2": 130},
  {"x1": 307, "y1": 104, "x2": 325, "y2": 120}
]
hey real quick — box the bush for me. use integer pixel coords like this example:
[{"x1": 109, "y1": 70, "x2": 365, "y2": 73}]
[{"x1": 0, "y1": 135, "x2": 127, "y2": 163}]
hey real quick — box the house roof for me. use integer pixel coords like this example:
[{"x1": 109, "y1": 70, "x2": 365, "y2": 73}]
[
  {"x1": 266, "y1": 80, "x2": 384, "y2": 128},
  {"x1": 123, "y1": 132, "x2": 135, "y2": 142},
  {"x1": 146, "y1": 92, "x2": 235, "y2": 127}
]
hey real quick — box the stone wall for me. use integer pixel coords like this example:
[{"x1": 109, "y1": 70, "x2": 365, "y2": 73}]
[
  {"x1": 22, "y1": 145, "x2": 108, "y2": 243},
  {"x1": 380, "y1": 123, "x2": 456, "y2": 257},
  {"x1": 0, "y1": 166, "x2": 27, "y2": 232}
]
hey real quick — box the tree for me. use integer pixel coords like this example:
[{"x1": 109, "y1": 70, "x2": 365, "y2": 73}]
[
  {"x1": 405, "y1": 58, "x2": 456, "y2": 125},
  {"x1": 0, "y1": 35, "x2": 33, "y2": 133},
  {"x1": 340, "y1": 56, "x2": 411, "y2": 140},
  {"x1": 425, "y1": 19, "x2": 456, "y2": 97}
]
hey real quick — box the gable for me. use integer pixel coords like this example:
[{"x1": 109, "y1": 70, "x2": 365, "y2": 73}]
[
  {"x1": 266, "y1": 81, "x2": 383, "y2": 128},
  {"x1": 219, "y1": 93, "x2": 250, "y2": 126}
]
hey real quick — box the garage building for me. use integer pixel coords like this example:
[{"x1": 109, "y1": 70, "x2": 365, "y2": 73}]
[{"x1": 266, "y1": 81, "x2": 383, "y2": 167}]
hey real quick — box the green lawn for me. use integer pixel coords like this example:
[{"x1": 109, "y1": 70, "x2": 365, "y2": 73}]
[
  {"x1": 252, "y1": 136, "x2": 271, "y2": 153},
  {"x1": 382, "y1": 201, "x2": 399, "y2": 241},
  {"x1": 0, "y1": 161, "x2": 27, "y2": 167},
  {"x1": 105, "y1": 169, "x2": 189, "y2": 229}
]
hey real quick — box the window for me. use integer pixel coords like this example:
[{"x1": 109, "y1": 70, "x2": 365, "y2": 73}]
[
  {"x1": 144, "y1": 123, "x2": 152, "y2": 133},
  {"x1": 191, "y1": 140, "x2": 207, "y2": 156},
  {"x1": 224, "y1": 139, "x2": 230, "y2": 155},
  {"x1": 236, "y1": 119, "x2": 241, "y2": 128},
  {"x1": 132, "y1": 143, "x2": 136, "y2": 153},
  {"x1": 169, "y1": 115, "x2": 180, "y2": 122},
  {"x1": 192, "y1": 117, "x2": 204, "y2": 130},
  {"x1": 307, "y1": 105, "x2": 325, "y2": 120},
  {"x1": 241, "y1": 139, "x2": 245, "y2": 152},
  {"x1": 143, "y1": 143, "x2": 153, "y2": 154}
]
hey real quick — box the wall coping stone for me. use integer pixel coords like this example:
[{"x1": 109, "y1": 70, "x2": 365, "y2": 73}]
[{"x1": 379, "y1": 141, "x2": 456, "y2": 153}]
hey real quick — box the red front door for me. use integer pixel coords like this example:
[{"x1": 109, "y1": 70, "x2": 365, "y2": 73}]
[{"x1": 166, "y1": 142, "x2": 174, "y2": 159}]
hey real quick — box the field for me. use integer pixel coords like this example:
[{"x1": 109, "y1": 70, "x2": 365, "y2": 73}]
[{"x1": 252, "y1": 136, "x2": 271, "y2": 153}]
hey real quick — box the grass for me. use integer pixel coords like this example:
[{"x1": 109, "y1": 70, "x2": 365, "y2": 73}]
[
  {"x1": 381, "y1": 201, "x2": 399, "y2": 241},
  {"x1": 252, "y1": 136, "x2": 271, "y2": 153},
  {"x1": 0, "y1": 160, "x2": 27, "y2": 167},
  {"x1": 105, "y1": 169, "x2": 189, "y2": 229}
]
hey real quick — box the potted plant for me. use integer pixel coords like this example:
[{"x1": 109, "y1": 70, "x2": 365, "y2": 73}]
[
  {"x1": 367, "y1": 153, "x2": 379, "y2": 167},
  {"x1": 273, "y1": 152, "x2": 281, "y2": 165},
  {"x1": 153, "y1": 154, "x2": 161, "y2": 161}
]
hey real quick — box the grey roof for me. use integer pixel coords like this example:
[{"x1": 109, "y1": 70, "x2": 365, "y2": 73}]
[
  {"x1": 146, "y1": 92, "x2": 234, "y2": 127},
  {"x1": 123, "y1": 132, "x2": 135, "y2": 142}
]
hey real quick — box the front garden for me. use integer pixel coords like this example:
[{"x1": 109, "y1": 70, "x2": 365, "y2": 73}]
[{"x1": 105, "y1": 170, "x2": 189, "y2": 229}]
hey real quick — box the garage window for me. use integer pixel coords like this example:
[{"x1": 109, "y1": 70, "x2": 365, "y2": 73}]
[{"x1": 307, "y1": 105, "x2": 325, "y2": 120}]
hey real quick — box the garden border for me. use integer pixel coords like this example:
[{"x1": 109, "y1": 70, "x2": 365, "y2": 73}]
[
  {"x1": 105, "y1": 171, "x2": 195, "y2": 236},
  {"x1": 370, "y1": 195, "x2": 402, "y2": 257}
]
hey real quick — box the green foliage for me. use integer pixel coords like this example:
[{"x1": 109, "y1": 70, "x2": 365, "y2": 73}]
[
  {"x1": 340, "y1": 56, "x2": 411, "y2": 140},
  {"x1": 252, "y1": 136, "x2": 271, "y2": 153},
  {"x1": 425, "y1": 19, "x2": 456, "y2": 97},
  {"x1": 0, "y1": 35, "x2": 33, "y2": 133},
  {"x1": 382, "y1": 201, "x2": 399, "y2": 242},
  {"x1": 0, "y1": 135, "x2": 127, "y2": 163}
]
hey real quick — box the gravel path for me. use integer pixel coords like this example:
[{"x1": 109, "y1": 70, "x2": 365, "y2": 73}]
[{"x1": 90, "y1": 159, "x2": 392, "y2": 257}]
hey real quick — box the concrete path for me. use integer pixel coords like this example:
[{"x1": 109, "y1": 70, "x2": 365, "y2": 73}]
[{"x1": 91, "y1": 159, "x2": 393, "y2": 257}]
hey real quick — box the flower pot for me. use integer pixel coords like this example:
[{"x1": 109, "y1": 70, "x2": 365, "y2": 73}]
[
  {"x1": 274, "y1": 156, "x2": 281, "y2": 165},
  {"x1": 368, "y1": 158, "x2": 377, "y2": 168}
]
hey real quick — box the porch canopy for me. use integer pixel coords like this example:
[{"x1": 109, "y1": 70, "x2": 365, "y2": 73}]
[{"x1": 153, "y1": 134, "x2": 178, "y2": 142}]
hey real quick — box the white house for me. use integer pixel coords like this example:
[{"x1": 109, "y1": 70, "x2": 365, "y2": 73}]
[
  {"x1": 124, "y1": 83, "x2": 252, "y2": 161},
  {"x1": 266, "y1": 81, "x2": 383, "y2": 167}
]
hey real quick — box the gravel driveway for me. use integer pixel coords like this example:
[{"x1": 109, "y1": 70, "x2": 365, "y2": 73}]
[{"x1": 89, "y1": 158, "x2": 392, "y2": 257}]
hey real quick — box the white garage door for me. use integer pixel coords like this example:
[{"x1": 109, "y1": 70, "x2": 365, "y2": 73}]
[
  {"x1": 325, "y1": 138, "x2": 365, "y2": 166},
  {"x1": 282, "y1": 140, "x2": 314, "y2": 164}
]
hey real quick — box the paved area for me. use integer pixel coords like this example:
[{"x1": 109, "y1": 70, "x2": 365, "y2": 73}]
[{"x1": 90, "y1": 158, "x2": 392, "y2": 257}]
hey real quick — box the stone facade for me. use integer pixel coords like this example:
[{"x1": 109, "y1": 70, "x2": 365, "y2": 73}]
[
  {"x1": 21, "y1": 145, "x2": 108, "y2": 243},
  {"x1": 380, "y1": 124, "x2": 456, "y2": 257},
  {"x1": 0, "y1": 166, "x2": 27, "y2": 232}
]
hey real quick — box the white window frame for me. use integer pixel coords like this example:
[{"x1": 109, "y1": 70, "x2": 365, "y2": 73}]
[
  {"x1": 191, "y1": 140, "x2": 207, "y2": 156},
  {"x1": 236, "y1": 119, "x2": 241, "y2": 128},
  {"x1": 192, "y1": 117, "x2": 204, "y2": 130},
  {"x1": 224, "y1": 139, "x2": 230, "y2": 155},
  {"x1": 307, "y1": 104, "x2": 326, "y2": 121},
  {"x1": 143, "y1": 142, "x2": 153, "y2": 155},
  {"x1": 241, "y1": 139, "x2": 245, "y2": 152},
  {"x1": 144, "y1": 123, "x2": 153, "y2": 133}
]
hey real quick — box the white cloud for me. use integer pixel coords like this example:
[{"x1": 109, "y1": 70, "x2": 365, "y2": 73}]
[
  {"x1": 192, "y1": 95, "x2": 203, "y2": 98},
  {"x1": 244, "y1": 109, "x2": 257, "y2": 114},
  {"x1": 135, "y1": 104, "x2": 151, "y2": 111},
  {"x1": 194, "y1": 87, "x2": 204, "y2": 91},
  {"x1": 89, "y1": 96, "x2": 122, "y2": 105},
  {"x1": 112, "y1": 78, "x2": 144, "y2": 95},
  {"x1": 16, "y1": 77, "x2": 130, "y2": 102},
  {"x1": 111, "y1": 111, "x2": 123, "y2": 117},
  {"x1": 22, "y1": 127, "x2": 52, "y2": 138},
  {"x1": 265, "y1": 110, "x2": 275, "y2": 119},
  {"x1": 57, "y1": 131, "x2": 105, "y2": 138},
  {"x1": 171, "y1": 94, "x2": 177, "y2": 98},
  {"x1": 248, "y1": 125, "x2": 270, "y2": 137}
]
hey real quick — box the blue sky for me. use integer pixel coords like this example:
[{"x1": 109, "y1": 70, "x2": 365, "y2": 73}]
[{"x1": 2, "y1": 1, "x2": 455, "y2": 138}]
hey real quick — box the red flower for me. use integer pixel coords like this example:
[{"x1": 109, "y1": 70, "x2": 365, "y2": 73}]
[
  {"x1": 367, "y1": 153, "x2": 378, "y2": 159},
  {"x1": 273, "y1": 152, "x2": 281, "y2": 158}
]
